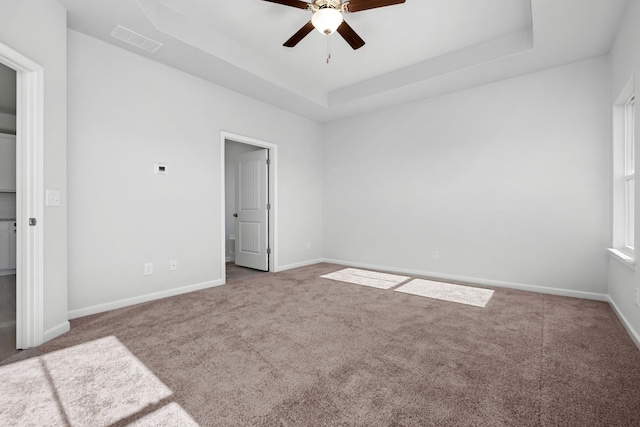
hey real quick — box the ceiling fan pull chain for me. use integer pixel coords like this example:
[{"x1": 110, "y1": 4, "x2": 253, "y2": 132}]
[{"x1": 326, "y1": 34, "x2": 331, "y2": 64}]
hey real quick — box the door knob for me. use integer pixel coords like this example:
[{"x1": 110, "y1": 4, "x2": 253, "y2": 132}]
[{"x1": 233, "y1": 213, "x2": 238, "y2": 217}]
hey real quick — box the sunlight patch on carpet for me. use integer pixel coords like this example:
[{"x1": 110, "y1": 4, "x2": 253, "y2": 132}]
[
  {"x1": 395, "y1": 279, "x2": 494, "y2": 307},
  {"x1": 321, "y1": 268, "x2": 410, "y2": 290},
  {"x1": 130, "y1": 402, "x2": 199, "y2": 426},
  {"x1": 0, "y1": 336, "x2": 181, "y2": 426}
]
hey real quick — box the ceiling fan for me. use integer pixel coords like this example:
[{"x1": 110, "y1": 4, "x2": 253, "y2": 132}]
[{"x1": 262, "y1": 0, "x2": 406, "y2": 51}]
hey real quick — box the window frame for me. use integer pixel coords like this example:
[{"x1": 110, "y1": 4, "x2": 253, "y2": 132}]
[
  {"x1": 624, "y1": 95, "x2": 635, "y2": 253},
  {"x1": 610, "y1": 78, "x2": 636, "y2": 269}
]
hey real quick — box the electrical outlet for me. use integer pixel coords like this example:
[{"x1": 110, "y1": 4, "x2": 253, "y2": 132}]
[
  {"x1": 432, "y1": 250, "x2": 439, "y2": 260},
  {"x1": 144, "y1": 262, "x2": 153, "y2": 276},
  {"x1": 636, "y1": 288, "x2": 640, "y2": 308},
  {"x1": 169, "y1": 259, "x2": 178, "y2": 271}
]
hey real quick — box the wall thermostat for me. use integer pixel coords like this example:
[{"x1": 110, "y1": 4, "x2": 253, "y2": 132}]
[{"x1": 154, "y1": 163, "x2": 168, "y2": 175}]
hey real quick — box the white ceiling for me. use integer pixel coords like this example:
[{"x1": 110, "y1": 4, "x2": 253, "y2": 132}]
[{"x1": 57, "y1": 0, "x2": 629, "y2": 122}]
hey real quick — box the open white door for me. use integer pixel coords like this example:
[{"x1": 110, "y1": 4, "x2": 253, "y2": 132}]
[{"x1": 234, "y1": 149, "x2": 269, "y2": 271}]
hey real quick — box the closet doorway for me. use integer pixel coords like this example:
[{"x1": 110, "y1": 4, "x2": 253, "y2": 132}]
[
  {"x1": 0, "y1": 41, "x2": 45, "y2": 354},
  {"x1": 0, "y1": 63, "x2": 16, "y2": 361}
]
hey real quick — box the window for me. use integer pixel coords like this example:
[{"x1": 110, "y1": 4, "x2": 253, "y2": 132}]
[
  {"x1": 611, "y1": 79, "x2": 636, "y2": 267},
  {"x1": 624, "y1": 95, "x2": 635, "y2": 252}
]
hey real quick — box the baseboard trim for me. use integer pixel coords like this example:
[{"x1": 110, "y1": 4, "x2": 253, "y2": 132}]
[
  {"x1": 276, "y1": 258, "x2": 324, "y2": 273},
  {"x1": 608, "y1": 297, "x2": 640, "y2": 350},
  {"x1": 321, "y1": 258, "x2": 609, "y2": 302},
  {"x1": 43, "y1": 320, "x2": 70, "y2": 343},
  {"x1": 68, "y1": 279, "x2": 225, "y2": 320}
]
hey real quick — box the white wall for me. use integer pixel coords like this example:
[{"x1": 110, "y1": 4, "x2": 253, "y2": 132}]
[
  {"x1": 608, "y1": 0, "x2": 640, "y2": 344},
  {"x1": 67, "y1": 30, "x2": 323, "y2": 316},
  {"x1": 0, "y1": 0, "x2": 68, "y2": 338},
  {"x1": 323, "y1": 57, "x2": 611, "y2": 297},
  {"x1": 224, "y1": 140, "x2": 262, "y2": 261}
]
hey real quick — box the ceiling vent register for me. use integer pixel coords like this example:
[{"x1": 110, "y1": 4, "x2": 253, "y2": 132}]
[{"x1": 110, "y1": 25, "x2": 163, "y2": 53}]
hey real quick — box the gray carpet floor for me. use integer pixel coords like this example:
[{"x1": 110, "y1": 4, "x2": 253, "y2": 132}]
[
  {"x1": 6, "y1": 263, "x2": 640, "y2": 426},
  {"x1": 226, "y1": 262, "x2": 267, "y2": 283}
]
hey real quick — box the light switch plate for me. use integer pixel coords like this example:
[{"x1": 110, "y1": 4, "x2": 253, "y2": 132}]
[{"x1": 46, "y1": 189, "x2": 61, "y2": 207}]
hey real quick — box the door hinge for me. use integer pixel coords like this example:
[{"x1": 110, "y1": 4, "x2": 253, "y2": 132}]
[
  {"x1": 267, "y1": 203, "x2": 271, "y2": 210},
  {"x1": 266, "y1": 158, "x2": 271, "y2": 166},
  {"x1": 267, "y1": 248, "x2": 271, "y2": 255}
]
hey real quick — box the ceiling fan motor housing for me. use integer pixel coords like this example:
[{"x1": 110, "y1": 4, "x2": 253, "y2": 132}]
[
  {"x1": 309, "y1": 0, "x2": 347, "y2": 13},
  {"x1": 311, "y1": 0, "x2": 345, "y2": 34}
]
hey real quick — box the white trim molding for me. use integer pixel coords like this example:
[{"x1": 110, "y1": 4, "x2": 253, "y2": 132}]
[
  {"x1": 607, "y1": 248, "x2": 637, "y2": 271},
  {"x1": 0, "y1": 42, "x2": 45, "y2": 349},
  {"x1": 277, "y1": 258, "x2": 324, "y2": 272},
  {"x1": 44, "y1": 321, "x2": 70, "y2": 343},
  {"x1": 68, "y1": 280, "x2": 224, "y2": 320},
  {"x1": 322, "y1": 258, "x2": 609, "y2": 302},
  {"x1": 608, "y1": 296, "x2": 640, "y2": 350}
]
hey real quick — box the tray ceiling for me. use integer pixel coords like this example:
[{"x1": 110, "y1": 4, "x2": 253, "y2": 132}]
[{"x1": 57, "y1": 0, "x2": 629, "y2": 122}]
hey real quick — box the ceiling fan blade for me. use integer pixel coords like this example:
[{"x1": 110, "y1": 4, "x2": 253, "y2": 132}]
[
  {"x1": 262, "y1": 0, "x2": 309, "y2": 10},
  {"x1": 284, "y1": 21, "x2": 315, "y2": 47},
  {"x1": 336, "y1": 21, "x2": 365, "y2": 50},
  {"x1": 345, "y1": 0, "x2": 405, "y2": 13}
]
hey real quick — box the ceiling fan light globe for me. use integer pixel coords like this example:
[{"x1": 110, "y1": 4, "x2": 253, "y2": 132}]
[{"x1": 311, "y1": 8, "x2": 343, "y2": 34}]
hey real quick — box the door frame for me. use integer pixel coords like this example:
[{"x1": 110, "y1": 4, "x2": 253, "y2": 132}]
[
  {"x1": 0, "y1": 42, "x2": 45, "y2": 348},
  {"x1": 220, "y1": 131, "x2": 278, "y2": 281}
]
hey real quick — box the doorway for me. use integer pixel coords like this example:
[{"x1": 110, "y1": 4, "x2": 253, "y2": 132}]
[
  {"x1": 0, "y1": 41, "x2": 45, "y2": 352},
  {"x1": 0, "y1": 62, "x2": 17, "y2": 361},
  {"x1": 221, "y1": 132, "x2": 278, "y2": 283}
]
